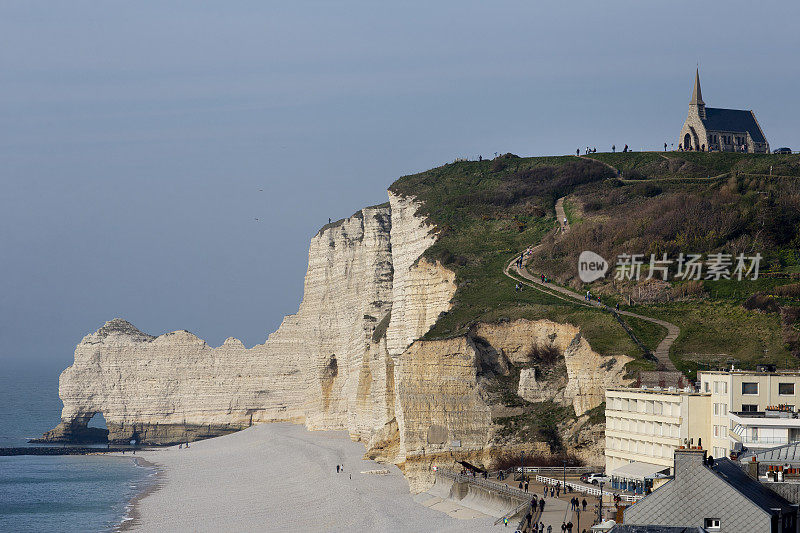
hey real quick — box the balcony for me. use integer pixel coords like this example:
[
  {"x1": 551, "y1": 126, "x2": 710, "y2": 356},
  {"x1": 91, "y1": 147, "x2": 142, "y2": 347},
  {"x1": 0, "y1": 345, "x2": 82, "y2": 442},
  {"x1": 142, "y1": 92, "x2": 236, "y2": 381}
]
[{"x1": 729, "y1": 430, "x2": 792, "y2": 447}]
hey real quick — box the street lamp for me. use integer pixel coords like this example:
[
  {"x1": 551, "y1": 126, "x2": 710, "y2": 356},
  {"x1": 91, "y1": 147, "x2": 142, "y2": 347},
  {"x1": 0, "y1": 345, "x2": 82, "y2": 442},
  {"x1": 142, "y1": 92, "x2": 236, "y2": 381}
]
[
  {"x1": 521, "y1": 451, "x2": 525, "y2": 483},
  {"x1": 598, "y1": 481, "x2": 605, "y2": 523},
  {"x1": 563, "y1": 460, "x2": 567, "y2": 490}
]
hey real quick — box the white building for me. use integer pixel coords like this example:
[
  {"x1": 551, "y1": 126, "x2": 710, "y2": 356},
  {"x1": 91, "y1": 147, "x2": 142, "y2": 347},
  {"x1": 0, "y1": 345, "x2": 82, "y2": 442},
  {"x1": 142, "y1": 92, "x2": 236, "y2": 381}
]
[
  {"x1": 605, "y1": 369, "x2": 800, "y2": 480},
  {"x1": 605, "y1": 387, "x2": 711, "y2": 475},
  {"x1": 699, "y1": 369, "x2": 800, "y2": 457}
]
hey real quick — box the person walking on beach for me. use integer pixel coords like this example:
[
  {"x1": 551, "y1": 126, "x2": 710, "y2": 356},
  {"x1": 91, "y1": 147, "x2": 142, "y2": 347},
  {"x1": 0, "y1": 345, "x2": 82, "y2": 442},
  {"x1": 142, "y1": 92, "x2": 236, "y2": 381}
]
[
  {"x1": 336, "y1": 465, "x2": 340, "y2": 473},
  {"x1": 503, "y1": 516, "x2": 508, "y2": 527}
]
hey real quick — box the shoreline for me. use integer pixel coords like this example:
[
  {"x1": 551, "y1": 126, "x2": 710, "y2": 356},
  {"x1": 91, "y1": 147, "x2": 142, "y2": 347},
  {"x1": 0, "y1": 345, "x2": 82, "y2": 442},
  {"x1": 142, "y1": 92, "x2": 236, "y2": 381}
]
[{"x1": 114, "y1": 457, "x2": 163, "y2": 533}]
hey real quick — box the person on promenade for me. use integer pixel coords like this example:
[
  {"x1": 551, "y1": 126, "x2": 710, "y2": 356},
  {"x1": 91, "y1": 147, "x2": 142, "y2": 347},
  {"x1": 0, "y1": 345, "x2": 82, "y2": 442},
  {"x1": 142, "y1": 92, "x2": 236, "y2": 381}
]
[
  {"x1": 547, "y1": 525, "x2": 552, "y2": 533},
  {"x1": 539, "y1": 523, "x2": 544, "y2": 532},
  {"x1": 526, "y1": 512, "x2": 532, "y2": 528},
  {"x1": 566, "y1": 521, "x2": 573, "y2": 533},
  {"x1": 555, "y1": 485, "x2": 560, "y2": 498},
  {"x1": 582, "y1": 498, "x2": 587, "y2": 511},
  {"x1": 550, "y1": 487, "x2": 554, "y2": 497},
  {"x1": 525, "y1": 480, "x2": 529, "y2": 492},
  {"x1": 561, "y1": 522, "x2": 567, "y2": 532},
  {"x1": 539, "y1": 498, "x2": 545, "y2": 513}
]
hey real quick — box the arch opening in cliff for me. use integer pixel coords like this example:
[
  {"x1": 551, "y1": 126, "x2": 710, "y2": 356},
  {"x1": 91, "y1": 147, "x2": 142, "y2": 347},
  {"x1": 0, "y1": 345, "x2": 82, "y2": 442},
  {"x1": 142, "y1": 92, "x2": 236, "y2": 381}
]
[
  {"x1": 86, "y1": 411, "x2": 107, "y2": 431},
  {"x1": 36, "y1": 411, "x2": 110, "y2": 444}
]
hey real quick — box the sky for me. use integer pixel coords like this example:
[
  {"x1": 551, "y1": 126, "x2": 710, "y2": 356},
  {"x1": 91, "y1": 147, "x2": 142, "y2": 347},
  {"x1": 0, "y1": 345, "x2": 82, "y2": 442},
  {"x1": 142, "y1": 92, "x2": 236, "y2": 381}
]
[{"x1": 1, "y1": 1, "x2": 799, "y2": 374}]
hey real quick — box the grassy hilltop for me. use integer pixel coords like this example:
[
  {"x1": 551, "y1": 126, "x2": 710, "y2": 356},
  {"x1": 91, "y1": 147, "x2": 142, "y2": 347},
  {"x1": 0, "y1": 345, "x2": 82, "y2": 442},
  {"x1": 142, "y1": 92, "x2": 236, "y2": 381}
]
[{"x1": 390, "y1": 151, "x2": 800, "y2": 377}]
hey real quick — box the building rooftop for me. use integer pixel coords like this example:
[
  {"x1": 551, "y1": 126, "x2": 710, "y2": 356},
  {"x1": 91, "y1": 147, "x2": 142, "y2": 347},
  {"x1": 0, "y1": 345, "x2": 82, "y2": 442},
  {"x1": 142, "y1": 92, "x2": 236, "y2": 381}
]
[
  {"x1": 702, "y1": 108, "x2": 766, "y2": 143},
  {"x1": 606, "y1": 386, "x2": 708, "y2": 397},
  {"x1": 699, "y1": 369, "x2": 800, "y2": 376},
  {"x1": 740, "y1": 441, "x2": 800, "y2": 464},
  {"x1": 710, "y1": 458, "x2": 797, "y2": 515}
]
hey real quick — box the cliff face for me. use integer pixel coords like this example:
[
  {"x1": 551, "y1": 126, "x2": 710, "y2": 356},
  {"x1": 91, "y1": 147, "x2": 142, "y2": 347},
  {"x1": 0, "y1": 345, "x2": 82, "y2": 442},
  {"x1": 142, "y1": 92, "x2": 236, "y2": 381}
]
[{"x1": 43, "y1": 191, "x2": 629, "y2": 488}]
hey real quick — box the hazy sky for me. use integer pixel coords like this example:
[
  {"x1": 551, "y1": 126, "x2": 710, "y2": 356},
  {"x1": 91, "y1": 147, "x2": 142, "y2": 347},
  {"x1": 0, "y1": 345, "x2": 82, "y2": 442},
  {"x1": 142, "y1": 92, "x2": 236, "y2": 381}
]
[{"x1": 2, "y1": 1, "x2": 798, "y2": 372}]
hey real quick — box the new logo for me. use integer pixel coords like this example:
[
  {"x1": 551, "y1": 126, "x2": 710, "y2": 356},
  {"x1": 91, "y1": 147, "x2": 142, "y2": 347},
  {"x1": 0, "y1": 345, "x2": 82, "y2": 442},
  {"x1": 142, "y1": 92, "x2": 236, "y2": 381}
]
[{"x1": 578, "y1": 251, "x2": 608, "y2": 283}]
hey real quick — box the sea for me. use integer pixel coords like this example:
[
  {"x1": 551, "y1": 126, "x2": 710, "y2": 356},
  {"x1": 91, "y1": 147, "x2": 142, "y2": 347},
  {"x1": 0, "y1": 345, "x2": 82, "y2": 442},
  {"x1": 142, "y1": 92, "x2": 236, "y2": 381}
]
[{"x1": 0, "y1": 364, "x2": 156, "y2": 533}]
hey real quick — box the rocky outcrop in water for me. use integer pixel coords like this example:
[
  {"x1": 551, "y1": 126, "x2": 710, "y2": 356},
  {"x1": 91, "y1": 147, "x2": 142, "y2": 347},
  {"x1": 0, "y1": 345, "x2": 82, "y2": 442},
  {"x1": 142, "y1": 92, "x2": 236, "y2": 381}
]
[{"x1": 42, "y1": 191, "x2": 630, "y2": 488}]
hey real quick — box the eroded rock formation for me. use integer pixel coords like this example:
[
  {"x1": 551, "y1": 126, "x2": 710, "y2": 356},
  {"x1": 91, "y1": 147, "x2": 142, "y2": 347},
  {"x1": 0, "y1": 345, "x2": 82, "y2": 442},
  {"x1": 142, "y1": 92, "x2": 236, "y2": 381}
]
[{"x1": 43, "y1": 191, "x2": 630, "y2": 489}]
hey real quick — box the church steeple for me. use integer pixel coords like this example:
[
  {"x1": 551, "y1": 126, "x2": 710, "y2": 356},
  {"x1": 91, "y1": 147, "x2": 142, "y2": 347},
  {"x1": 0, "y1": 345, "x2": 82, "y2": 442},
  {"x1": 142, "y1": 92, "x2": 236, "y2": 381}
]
[{"x1": 690, "y1": 68, "x2": 706, "y2": 119}]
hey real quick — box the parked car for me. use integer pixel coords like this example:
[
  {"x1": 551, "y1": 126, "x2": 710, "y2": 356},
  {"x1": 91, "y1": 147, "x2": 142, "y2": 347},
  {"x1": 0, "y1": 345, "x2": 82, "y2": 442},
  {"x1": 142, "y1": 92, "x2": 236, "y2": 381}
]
[
  {"x1": 774, "y1": 147, "x2": 793, "y2": 154},
  {"x1": 585, "y1": 473, "x2": 611, "y2": 485},
  {"x1": 580, "y1": 472, "x2": 602, "y2": 483}
]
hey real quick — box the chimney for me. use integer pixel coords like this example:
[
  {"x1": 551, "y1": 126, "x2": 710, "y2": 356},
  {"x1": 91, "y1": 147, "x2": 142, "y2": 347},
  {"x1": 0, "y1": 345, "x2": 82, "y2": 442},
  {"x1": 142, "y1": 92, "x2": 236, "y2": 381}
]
[
  {"x1": 746, "y1": 457, "x2": 760, "y2": 480},
  {"x1": 674, "y1": 448, "x2": 707, "y2": 477}
]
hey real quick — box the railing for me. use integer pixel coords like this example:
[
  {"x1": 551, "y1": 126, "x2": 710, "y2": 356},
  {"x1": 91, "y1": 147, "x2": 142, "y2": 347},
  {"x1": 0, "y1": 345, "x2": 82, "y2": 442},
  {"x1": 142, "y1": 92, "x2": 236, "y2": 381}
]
[
  {"x1": 535, "y1": 475, "x2": 643, "y2": 503},
  {"x1": 493, "y1": 466, "x2": 596, "y2": 477},
  {"x1": 437, "y1": 469, "x2": 531, "y2": 501}
]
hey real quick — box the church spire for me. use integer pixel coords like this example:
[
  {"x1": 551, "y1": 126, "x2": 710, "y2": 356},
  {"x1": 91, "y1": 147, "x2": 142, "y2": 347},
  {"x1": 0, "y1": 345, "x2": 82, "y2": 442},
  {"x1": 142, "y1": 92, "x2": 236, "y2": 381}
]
[{"x1": 690, "y1": 68, "x2": 704, "y2": 106}]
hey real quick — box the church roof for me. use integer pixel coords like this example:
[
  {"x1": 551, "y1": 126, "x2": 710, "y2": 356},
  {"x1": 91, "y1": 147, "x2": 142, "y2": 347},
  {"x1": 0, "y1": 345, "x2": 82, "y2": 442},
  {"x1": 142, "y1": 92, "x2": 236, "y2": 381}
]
[
  {"x1": 702, "y1": 107, "x2": 766, "y2": 143},
  {"x1": 690, "y1": 68, "x2": 704, "y2": 106}
]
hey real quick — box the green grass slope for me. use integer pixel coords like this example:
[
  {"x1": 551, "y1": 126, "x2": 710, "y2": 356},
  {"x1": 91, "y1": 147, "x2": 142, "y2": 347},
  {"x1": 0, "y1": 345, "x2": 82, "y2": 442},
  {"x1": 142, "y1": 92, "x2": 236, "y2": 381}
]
[{"x1": 390, "y1": 152, "x2": 800, "y2": 375}]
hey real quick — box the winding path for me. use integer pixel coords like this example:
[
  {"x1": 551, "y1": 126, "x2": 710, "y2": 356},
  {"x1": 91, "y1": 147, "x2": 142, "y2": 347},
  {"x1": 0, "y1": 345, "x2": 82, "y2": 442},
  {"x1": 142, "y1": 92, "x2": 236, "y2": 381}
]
[{"x1": 504, "y1": 197, "x2": 679, "y2": 371}]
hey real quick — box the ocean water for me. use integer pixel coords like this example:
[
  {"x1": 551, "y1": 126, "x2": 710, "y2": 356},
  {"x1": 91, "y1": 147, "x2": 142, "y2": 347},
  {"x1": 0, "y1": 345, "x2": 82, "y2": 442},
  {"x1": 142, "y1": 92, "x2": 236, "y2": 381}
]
[{"x1": 0, "y1": 364, "x2": 154, "y2": 532}]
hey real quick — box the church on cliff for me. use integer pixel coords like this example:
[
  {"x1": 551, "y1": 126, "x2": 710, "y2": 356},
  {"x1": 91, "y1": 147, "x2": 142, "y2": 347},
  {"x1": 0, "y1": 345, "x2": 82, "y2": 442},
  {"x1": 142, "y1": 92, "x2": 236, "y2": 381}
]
[{"x1": 679, "y1": 69, "x2": 769, "y2": 153}]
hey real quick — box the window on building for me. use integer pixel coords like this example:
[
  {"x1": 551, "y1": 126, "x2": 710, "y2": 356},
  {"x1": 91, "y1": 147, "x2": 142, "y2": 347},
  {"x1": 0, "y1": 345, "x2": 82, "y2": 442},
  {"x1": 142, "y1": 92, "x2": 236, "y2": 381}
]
[
  {"x1": 742, "y1": 404, "x2": 758, "y2": 412},
  {"x1": 704, "y1": 382, "x2": 710, "y2": 392},
  {"x1": 723, "y1": 382, "x2": 728, "y2": 394},
  {"x1": 742, "y1": 382, "x2": 758, "y2": 395},
  {"x1": 713, "y1": 425, "x2": 719, "y2": 437},
  {"x1": 704, "y1": 518, "x2": 721, "y2": 530},
  {"x1": 779, "y1": 383, "x2": 795, "y2": 395}
]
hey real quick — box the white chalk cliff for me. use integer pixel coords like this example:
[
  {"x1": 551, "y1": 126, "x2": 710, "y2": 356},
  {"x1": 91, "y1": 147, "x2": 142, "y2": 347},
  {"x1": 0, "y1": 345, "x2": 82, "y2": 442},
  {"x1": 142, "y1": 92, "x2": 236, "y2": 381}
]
[{"x1": 43, "y1": 191, "x2": 629, "y2": 488}]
